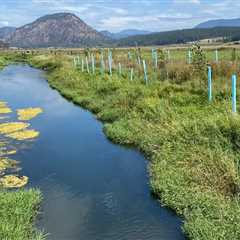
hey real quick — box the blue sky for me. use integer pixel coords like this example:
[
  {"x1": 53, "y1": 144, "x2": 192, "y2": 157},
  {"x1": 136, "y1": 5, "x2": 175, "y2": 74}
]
[{"x1": 0, "y1": 0, "x2": 240, "y2": 32}]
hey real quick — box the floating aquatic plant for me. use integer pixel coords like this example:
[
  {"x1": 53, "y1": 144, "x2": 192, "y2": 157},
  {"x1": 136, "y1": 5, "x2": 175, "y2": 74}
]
[
  {"x1": 0, "y1": 158, "x2": 12, "y2": 171},
  {"x1": 0, "y1": 149, "x2": 17, "y2": 157},
  {"x1": 0, "y1": 100, "x2": 43, "y2": 189},
  {"x1": 0, "y1": 157, "x2": 18, "y2": 172},
  {"x1": 17, "y1": 107, "x2": 43, "y2": 121},
  {"x1": 0, "y1": 175, "x2": 28, "y2": 188},
  {"x1": 6, "y1": 129, "x2": 39, "y2": 140},
  {"x1": 0, "y1": 140, "x2": 19, "y2": 175},
  {"x1": 0, "y1": 116, "x2": 9, "y2": 120},
  {"x1": 0, "y1": 122, "x2": 30, "y2": 134},
  {"x1": 0, "y1": 101, "x2": 12, "y2": 114}
]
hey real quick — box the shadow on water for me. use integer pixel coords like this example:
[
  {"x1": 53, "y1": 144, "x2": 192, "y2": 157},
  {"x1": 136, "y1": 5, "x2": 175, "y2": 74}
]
[{"x1": 0, "y1": 64, "x2": 186, "y2": 240}]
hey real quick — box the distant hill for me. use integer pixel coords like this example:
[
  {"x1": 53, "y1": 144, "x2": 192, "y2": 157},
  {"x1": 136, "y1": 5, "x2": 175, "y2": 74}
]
[
  {"x1": 0, "y1": 40, "x2": 9, "y2": 48},
  {"x1": 0, "y1": 27, "x2": 16, "y2": 40},
  {"x1": 101, "y1": 29, "x2": 152, "y2": 39},
  {"x1": 117, "y1": 27, "x2": 240, "y2": 46},
  {"x1": 7, "y1": 13, "x2": 111, "y2": 48},
  {"x1": 196, "y1": 18, "x2": 240, "y2": 28},
  {"x1": 100, "y1": 30, "x2": 114, "y2": 39}
]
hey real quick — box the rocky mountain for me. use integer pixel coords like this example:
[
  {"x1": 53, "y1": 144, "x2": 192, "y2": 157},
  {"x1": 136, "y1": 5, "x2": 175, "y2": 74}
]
[
  {"x1": 195, "y1": 18, "x2": 240, "y2": 28},
  {"x1": 101, "y1": 29, "x2": 152, "y2": 39},
  {"x1": 0, "y1": 27, "x2": 16, "y2": 40},
  {"x1": 7, "y1": 13, "x2": 111, "y2": 48}
]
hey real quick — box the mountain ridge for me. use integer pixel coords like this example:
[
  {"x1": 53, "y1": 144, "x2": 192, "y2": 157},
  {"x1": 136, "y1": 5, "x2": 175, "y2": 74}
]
[
  {"x1": 117, "y1": 27, "x2": 240, "y2": 46},
  {"x1": 101, "y1": 29, "x2": 152, "y2": 39},
  {"x1": 195, "y1": 18, "x2": 240, "y2": 28},
  {"x1": 0, "y1": 27, "x2": 16, "y2": 40},
  {"x1": 7, "y1": 12, "x2": 110, "y2": 48}
]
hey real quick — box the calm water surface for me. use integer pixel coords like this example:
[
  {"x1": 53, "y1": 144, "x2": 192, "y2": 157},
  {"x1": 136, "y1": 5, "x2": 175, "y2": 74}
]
[{"x1": 0, "y1": 65, "x2": 185, "y2": 240}]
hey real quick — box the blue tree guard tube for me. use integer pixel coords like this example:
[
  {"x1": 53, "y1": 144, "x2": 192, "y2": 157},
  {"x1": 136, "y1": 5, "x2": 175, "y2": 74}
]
[
  {"x1": 188, "y1": 50, "x2": 192, "y2": 64},
  {"x1": 154, "y1": 51, "x2": 158, "y2": 69},
  {"x1": 108, "y1": 51, "x2": 112, "y2": 76},
  {"x1": 167, "y1": 49, "x2": 170, "y2": 61},
  {"x1": 152, "y1": 48, "x2": 155, "y2": 63},
  {"x1": 73, "y1": 57, "x2": 77, "y2": 67},
  {"x1": 118, "y1": 63, "x2": 122, "y2": 75},
  {"x1": 208, "y1": 66, "x2": 212, "y2": 102},
  {"x1": 128, "y1": 51, "x2": 132, "y2": 60},
  {"x1": 137, "y1": 56, "x2": 141, "y2": 65},
  {"x1": 91, "y1": 54, "x2": 95, "y2": 74},
  {"x1": 101, "y1": 53, "x2": 105, "y2": 74},
  {"x1": 215, "y1": 49, "x2": 218, "y2": 63},
  {"x1": 143, "y1": 60, "x2": 148, "y2": 85},
  {"x1": 130, "y1": 68, "x2": 134, "y2": 81},
  {"x1": 81, "y1": 58, "x2": 84, "y2": 72},
  {"x1": 86, "y1": 56, "x2": 89, "y2": 73},
  {"x1": 232, "y1": 74, "x2": 237, "y2": 113}
]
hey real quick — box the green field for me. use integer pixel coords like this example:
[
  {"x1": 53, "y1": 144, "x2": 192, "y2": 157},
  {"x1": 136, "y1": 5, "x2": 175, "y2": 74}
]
[{"x1": 1, "y1": 45, "x2": 240, "y2": 239}]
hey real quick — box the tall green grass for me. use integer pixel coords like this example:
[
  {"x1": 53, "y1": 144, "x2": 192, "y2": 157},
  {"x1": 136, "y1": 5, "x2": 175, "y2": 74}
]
[
  {"x1": 17, "y1": 48, "x2": 240, "y2": 239},
  {"x1": 0, "y1": 189, "x2": 45, "y2": 240}
]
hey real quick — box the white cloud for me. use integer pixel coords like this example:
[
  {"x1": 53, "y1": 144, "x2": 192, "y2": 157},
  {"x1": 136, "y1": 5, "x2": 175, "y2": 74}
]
[
  {"x1": 31, "y1": 0, "x2": 92, "y2": 13},
  {"x1": 174, "y1": 0, "x2": 201, "y2": 4},
  {"x1": 104, "y1": 7, "x2": 128, "y2": 15},
  {"x1": 101, "y1": 16, "x2": 158, "y2": 29},
  {"x1": 190, "y1": 0, "x2": 201, "y2": 4},
  {"x1": 0, "y1": 21, "x2": 9, "y2": 26},
  {"x1": 1, "y1": 0, "x2": 240, "y2": 32},
  {"x1": 100, "y1": 13, "x2": 202, "y2": 32},
  {"x1": 56, "y1": 5, "x2": 91, "y2": 14}
]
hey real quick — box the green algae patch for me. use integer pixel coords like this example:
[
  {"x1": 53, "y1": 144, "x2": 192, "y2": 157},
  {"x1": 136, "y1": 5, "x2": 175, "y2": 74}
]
[
  {"x1": 0, "y1": 158, "x2": 19, "y2": 172},
  {"x1": 0, "y1": 116, "x2": 10, "y2": 120},
  {"x1": 0, "y1": 140, "x2": 18, "y2": 173},
  {"x1": 0, "y1": 158, "x2": 13, "y2": 171},
  {"x1": 0, "y1": 101, "x2": 12, "y2": 114},
  {"x1": 0, "y1": 158, "x2": 9, "y2": 172},
  {"x1": 0, "y1": 122, "x2": 30, "y2": 134},
  {"x1": 0, "y1": 102, "x2": 42, "y2": 187},
  {"x1": 0, "y1": 175, "x2": 28, "y2": 188},
  {"x1": 0, "y1": 149, "x2": 17, "y2": 156},
  {"x1": 6, "y1": 129, "x2": 40, "y2": 140},
  {"x1": 17, "y1": 107, "x2": 43, "y2": 121},
  {"x1": 0, "y1": 108, "x2": 12, "y2": 114}
]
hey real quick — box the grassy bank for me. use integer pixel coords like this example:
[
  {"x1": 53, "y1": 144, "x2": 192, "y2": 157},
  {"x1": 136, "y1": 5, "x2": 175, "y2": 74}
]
[
  {"x1": 0, "y1": 190, "x2": 44, "y2": 240},
  {"x1": 0, "y1": 55, "x2": 9, "y2": 70},
  {"x1": 26, "y1": 50, "x2": 240, "y2": 240},
  {"x1": 0, "y1": 55, "x2": 44, "y2": 240}
]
